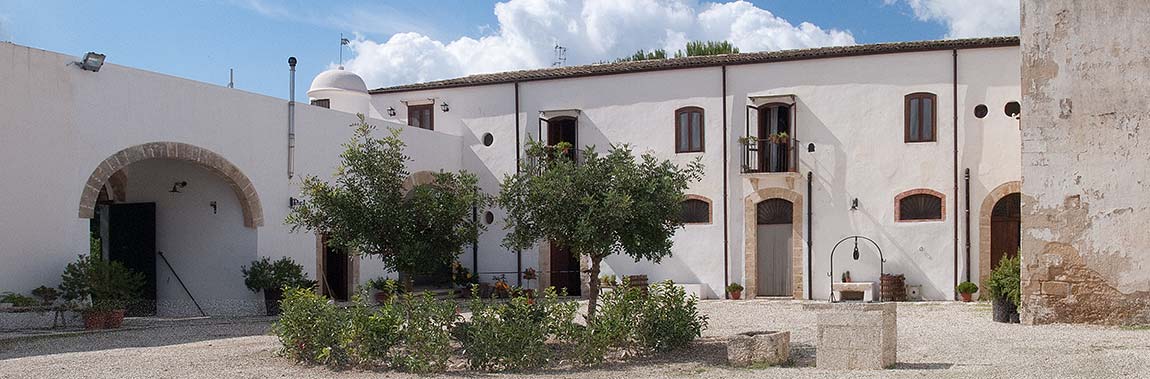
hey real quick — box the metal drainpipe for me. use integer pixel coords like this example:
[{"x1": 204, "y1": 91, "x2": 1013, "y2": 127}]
[
  {"x1": 514, "y1": 82, "x2": 522, "y2": 287},
  {"x1": 807, "y1": 170, "x2": 813, "y2": 300},
  {"x1": 951, "y1": 49, "x2": 959, "y2": 299},
  {"x1": 721, "y1": 65, "x2": 730, "y2": 299},
  {"x1": 288, "y1": 57, "x2": 297, "y2": 180},
  {"x1": 964, "y1": 168, "x2": 971, "y2": 283}
]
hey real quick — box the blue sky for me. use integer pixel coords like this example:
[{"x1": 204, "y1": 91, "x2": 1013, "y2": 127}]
[{"x1": 0, "y1": 0, "x2": 1017, "y2": 100}]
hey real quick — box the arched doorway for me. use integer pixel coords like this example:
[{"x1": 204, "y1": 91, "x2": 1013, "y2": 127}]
[
  {"x1": 756, "y1": 199, "x2": 793, "y2": 296},
  {"x1": 743, "y1": 187, "x2": 804, "y2": 298},
  {"x1": 78, "y1": 142, "x2": 263, "y2": 317},
  {"x1": 979, "y1": 181, "x2": 1022, "y2": 293}
]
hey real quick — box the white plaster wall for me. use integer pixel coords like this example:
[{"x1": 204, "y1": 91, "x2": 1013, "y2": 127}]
[
  {"x1": 0, "y1": 42, "x2": 461, "y2": 313},
  {"x1": 122, "y1": 160, "x2": 260, "y2": 317}
]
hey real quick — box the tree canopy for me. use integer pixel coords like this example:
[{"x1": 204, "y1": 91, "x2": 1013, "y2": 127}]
[
  {"x1": 607, "y1": 40, "x2": 740, "y2": 63},
  {"x1": 499, "y1": 140, "x2": 703, "y2": 318},
  {"x1": 286, "y1": 115, "x2": 490, "y2": 279}
]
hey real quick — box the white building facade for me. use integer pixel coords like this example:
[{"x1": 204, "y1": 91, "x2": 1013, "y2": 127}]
[{"x1": 0, "y1": 36, "x2": 1021, "y2": 318}]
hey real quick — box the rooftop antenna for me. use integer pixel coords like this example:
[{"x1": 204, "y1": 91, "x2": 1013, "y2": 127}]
[
  {"x1": 552, "y1": 43, "x2": 567, "y2": 67},
  {"x1": 339, "y1": 33, "x2": 350, "y2": 69},
  {"x1": 227, "y1": 68, "x2": 234, "y2": 88}
]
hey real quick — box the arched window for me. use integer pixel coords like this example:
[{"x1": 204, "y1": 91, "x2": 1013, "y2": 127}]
[
  {"x1": 680, "y1": 195, "x2": 711, "y2": 224},
  {"x1": 905, "y1": 93, "x2": 937, "y2": 143},
  {"x1": 676, "y1": 107, "x2": 704, "y2": 153},
  {"x1": 895, "y1": 189, "x2": 945, "y2": 222}
]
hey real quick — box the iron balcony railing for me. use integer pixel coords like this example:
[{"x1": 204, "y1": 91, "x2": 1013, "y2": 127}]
[{"x1": 741, "y1": 139, "x2": 797, "y2": 174}]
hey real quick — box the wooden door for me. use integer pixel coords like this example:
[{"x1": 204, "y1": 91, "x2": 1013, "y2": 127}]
[
  {"x1": 756, "y1": 199, "x2": 793, "y2": 297},
  {"x1": 549, "y1": 243, "x2": 581, "y2": 296},
  {"x1": 990, "y1": 193, "x2": 1021, "y2": 271},
  {"x1": 547, "y1": 117, "x2": 578, "y2": 160}
]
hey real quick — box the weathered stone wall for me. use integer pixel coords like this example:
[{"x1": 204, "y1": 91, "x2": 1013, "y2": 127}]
[{"x1": 1021, "y1": 0, "x2": 1150, "y2": 325}]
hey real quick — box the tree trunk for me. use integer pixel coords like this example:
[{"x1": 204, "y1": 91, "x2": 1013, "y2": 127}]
[{"x1": 585, "y1": 257, "x2": 602, "y2": 321}]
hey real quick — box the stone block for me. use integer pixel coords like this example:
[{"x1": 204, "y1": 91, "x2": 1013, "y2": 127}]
[
  {"x1": 727, "y1": 330, "x2": 790, "y2": 367},
  {"x1": 806, "y1": 302, "x2": 897, "y2": 370}
]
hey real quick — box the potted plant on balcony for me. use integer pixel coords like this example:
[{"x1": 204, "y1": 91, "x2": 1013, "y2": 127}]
[
  {"x1": 985, "y1": 254, "x2": 1021, "y2": 323},
  {"x1": 726, "y1": 282, "x2": 744, "y2": 300},
  {"x1": 59, "y1": 253, "x2": 144, "y2": 330},
  {"x1": 241, "y1": 256, "x2": 312, "y2": 316},
  {"x1": 956, "y1": 281, "x2": 979, "y2": 302},
  {"x1": 766, "y1": 132, "x2": 789, "y2": 144},
  {"x1": 738, "y1": 136, "x2": 758, "y2": 146}
]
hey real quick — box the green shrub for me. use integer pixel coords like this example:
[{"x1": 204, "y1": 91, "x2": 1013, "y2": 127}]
[
  {"x1": 32, "y1": 286, "x2": 59, "y2": 305},
  {"x1": 458, "y1": 287, "x2": 577, "y2": 371},
  {"x1": 394, "y1": 291, "x2": 458, "y2": 374},
  {"x1": 636, "y1": 281, "x2": 707, "y2": 353},
  {"x1": 58, "y1": 253, "x2": 144, "y2": 310},
  {"x1": 343, "y1": 295, "x2": 403, "y2": 367},
  {"x1": 956, "y1": 281, "x2": 979, "y2": 294},
  {"x1": 1, "y1": 292, "x2": 38, "y2": 307},
  {"x1": 241, "y1": 257, "x2": 313, "y2": 292},
  {"x1": 273, "y1": 287, "x2": 348, "y2": 366},
  {"x1": 986, "y1": 254, "x2": 1021, "y2": 306},
  {"x1": 725, "y1": 282, "x2": 744, "y2": 294}
]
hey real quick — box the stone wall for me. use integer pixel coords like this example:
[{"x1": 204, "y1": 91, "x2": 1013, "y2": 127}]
[{"x1": 1020, "y1": 0, "x2": 1150, "y2": 325}]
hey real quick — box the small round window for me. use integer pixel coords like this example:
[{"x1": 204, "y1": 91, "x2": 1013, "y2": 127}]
[
  {"x1": 484, "y1": 211, "x2": 495, "y2": 224},
  {"x1": 482, "y1": 133, "x2": 494, "y2": 147},
  {"x1": 974, "y1": 104, "x2": 988, "y2": 119},
  {"x1": 1004, "y1": 101, "x2": 1021, "y2": 118}
]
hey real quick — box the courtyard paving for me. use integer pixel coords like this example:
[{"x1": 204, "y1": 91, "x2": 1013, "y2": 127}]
[{"x1": 0, "y1": 300, "x2": 1147, "y2": 378}]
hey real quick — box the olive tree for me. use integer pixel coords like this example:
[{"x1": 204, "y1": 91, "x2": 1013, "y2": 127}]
[
  {"x1": 286, "y1": 115, "x2": 490, "y2": 285},
  {"x1": 499, "y1": 140, "x2": 703, "y2": 318}
]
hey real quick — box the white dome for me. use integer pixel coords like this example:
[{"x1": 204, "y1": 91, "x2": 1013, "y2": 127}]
[{"x1": 308, "y1": 69, "x2": 368, "y2": 94}]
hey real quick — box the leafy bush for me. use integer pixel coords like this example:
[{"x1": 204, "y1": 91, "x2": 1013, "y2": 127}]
[
  {"x1": 635, "y1": 281, "x2": 707, "y2": 353},
  {"x1": 32, "y1": 286, "x2": 59, "y2": 305},
  {"x1": 343, "y1": 296, "x2": 403, "y2": 367},
  {"x1": 58, "y1": 253, "x2": 144, "y2": 310},
  {"x1": 1, "y1": 292, "x2": 38, "y2": 307},
  {"x1": 241, "y1": 257, "x2": 312, "y2": 292},
  {"x1": 394, "y1": 292, "x2": 458, "y2": 374},
  {"x1": 274, "y1": 287, "x2": 347, "y2": 366},
  {"x1": 986, "y1": 255, "x2": 1021, "y2": 306},
  {"x1": 458, "y1": 287, "x2": 577, "y2": 371},
  {"x1": 956, "y1": 281, "x2": 979, "y2": 294}
]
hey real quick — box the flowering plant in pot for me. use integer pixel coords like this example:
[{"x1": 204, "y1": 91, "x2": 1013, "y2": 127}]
[
  {"x1": 365, "y1": 277, "x2": 401, "y2": 304},
  {"x1": 726, "y1": 282, "x2": 744, "y2": 300},
  {"x1": 956, "y1": 281, "x2": 979, "y2": 302},
  {"x1": 241, "y1": 256, "x2": 313, "y2": 316},
  {"x1": 59, "y1": 252, "x2": 144, "y2": 330},
  {"x1": 985, "y1": 254, "x2": 1021, "y2": 323}
]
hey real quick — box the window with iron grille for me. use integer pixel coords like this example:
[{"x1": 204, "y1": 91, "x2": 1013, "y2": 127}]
[
  {"x1": 310, "y1": 98, "x2": 330, "y2": 109},
  {"x1": 897, "y1": 193, "x2": 944, "y2": 221},
  {"x1": 680, "y1": 198, "x2": 710, "y2": 224}
]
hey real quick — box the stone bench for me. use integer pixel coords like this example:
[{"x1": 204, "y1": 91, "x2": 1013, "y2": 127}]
[
  {"x1": 804, "y1": 302, "x2": 896, "y2": 370},
  {"x1": 727, "y1": 330, "x2": 790, "y2": 367},
  {"x1": 832, "y1": 281, "x2": 875, "y2": 302}
]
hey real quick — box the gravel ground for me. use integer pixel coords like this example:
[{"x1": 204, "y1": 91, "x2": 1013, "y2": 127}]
[{"x1": 1, "y1": 300, "x2": 1148, "y2": 378}]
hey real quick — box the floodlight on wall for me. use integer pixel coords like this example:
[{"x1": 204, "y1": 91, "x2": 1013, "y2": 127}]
[
  {"x1": 169, "y1": 181, "x2": 188, "y2": 193},
  {"x1": 440, "y1": 102, "x2": 450, "y2": 112},
  {"x1": 78, "y1": 52, "x2": 106, "y2": 72},
  {"x1": 386, "y1": 107, "x2": 396, "y2": 116},
  {"x1": 289, "y1": 197, "x2": 302, "y2": 208}
]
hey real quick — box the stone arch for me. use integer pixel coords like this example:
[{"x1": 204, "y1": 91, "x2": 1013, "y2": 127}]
[
  {"x1": 979, "y1": 180, "x2": 1022, "y2": 293},
  {"x1": 894, "y1": 188, "x2": 946, "y2": 222},
  {"x1": 682, "y1": 194, "x2": 713, "y2": 224},
  {"x1": 744, "y1": 187, "x2": 804, "y2": 298},
  {"x1": 78, "y1": 142, "x2": 264, "y2": 228},
  {"x1": 401, "y1": 170, "x2": 437, "y2": 192}
]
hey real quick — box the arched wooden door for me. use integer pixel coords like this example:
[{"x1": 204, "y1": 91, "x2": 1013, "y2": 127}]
[
  {"x1": 990, "y1": 193, "x2": 1021, "y2": 271},
  {"x1": 756, "y1": 199, "x2": 793, "y2": 296}
]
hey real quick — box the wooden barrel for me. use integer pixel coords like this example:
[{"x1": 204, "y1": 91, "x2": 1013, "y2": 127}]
[
  {"x1": 627, "y1": 274, "x2": 649, "y2": 294},
  {"x1": 880, "y1": 274, "x2": 906, "y2": 302}
]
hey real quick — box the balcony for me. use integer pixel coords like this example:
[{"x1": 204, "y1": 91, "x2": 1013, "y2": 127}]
[{"x1": 741, "y1": 138, "x2": 797, "y2": 174}]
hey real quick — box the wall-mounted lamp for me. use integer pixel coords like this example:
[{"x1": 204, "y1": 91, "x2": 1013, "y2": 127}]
[
  {"x1": 77, "y1": 52, "x2": 106, "y2": 72},
  {"x1": 386, "y1": 107, "x2": 396, "y2": 116},
  {"x1": 807, "y1": 143, "x2": 816, "y2": 153},
  {"x1": 169, "y1": 181, "x2": 188, "y2": 193},
  {"x1": 440, "y1": 102, "x2": 450, "y2": 112},
  {"x1": 850, "y1": 198, "x2": 859, "y2": 210},
  {"x1": 289, "y1": 197, "x2": 302, "y2": 208},
  {"x1": 209, "y1": 201, "x2": 218, "y2": 214}
]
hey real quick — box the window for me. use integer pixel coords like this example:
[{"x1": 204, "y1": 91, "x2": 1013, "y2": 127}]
[
  {"x1": 905, "y1": 93, "x2": 936, "y2": 142},
  {"x1": 408, "y1": 104, "x2": 434, "y2": 130},
  {"x1": 895, "y1": 189, "x2": 945, "y2": 222},
  {"x1": 482, "y1": 133, "x2": 494, "y2": 146},
  {"x1": 1004, "y1": 101, "x2": 1021, "y2": 119},
  {"x1": 680, "y1": 196, "x2": 711, "y2": 224},
  {"x1": 676, "y1": 107, "x2": 704, "y2": 153},
  {"x1": 974, "y1": 104, "x2": 988, "y2": 119},
  {"x1": 310, "y1": 99, "x2": 330, "y2": 109}
]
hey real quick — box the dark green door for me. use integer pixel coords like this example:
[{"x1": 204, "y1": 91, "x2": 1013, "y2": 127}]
[{"x1": 107, "y1": 203, "x2": 157, "y2": 316}]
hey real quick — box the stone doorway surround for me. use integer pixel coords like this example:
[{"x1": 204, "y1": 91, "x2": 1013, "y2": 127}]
[
  {"x1": 979, "y1": 181, "x2": 1021, "y2": 297},
  {"x1": 78, "y1": 142, "x2": 264, "y2": 228},
  {"x1": 744, "y1": 187, "x2": 804, "y2": 298}
]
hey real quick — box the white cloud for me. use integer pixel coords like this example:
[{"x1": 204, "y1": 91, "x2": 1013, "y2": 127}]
[
  {"x1": 341, "y1": 0, "x2": 855, "y2": 88},
  {"x1": 893, "y1": 0, "x2": 1019, "y2": 38}
]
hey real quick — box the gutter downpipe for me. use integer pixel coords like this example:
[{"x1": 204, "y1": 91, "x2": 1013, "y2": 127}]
[
  {"x1": 964, "y1": 168, "x2": 971, "y2": 283},
  {"x1": 952, "y1": 49, "x2": 959, "y2": 300},
  {"x1": 514, "y1": 82, "x2": 523, "y2": 287},
  {"x1": 721, "y1": 65, "x2": 730, "y2": 299},
  {"x1": 288, "y1": 57, "x2": 297, "y2": 180},
  {"x1": 807, "y1": 171, "x2": 813, "y2": 300}
]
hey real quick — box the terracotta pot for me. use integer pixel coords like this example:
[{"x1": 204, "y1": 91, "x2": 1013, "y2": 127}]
[
  {"x1": 730, "y1": 291, "x2": 742, "y2": 300},
  {"x1": 960, "y1": 293, "x2": 973, "y2": 302},
  {"x1": 105, "y1": 309, "x2": 126, "y2": 329},
  {"x1": 373, "y1": 291, "x2": 391, "y2": 304},
  {"x1": 83, "y1": 311, "x2": 107, "y2": 330}
]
